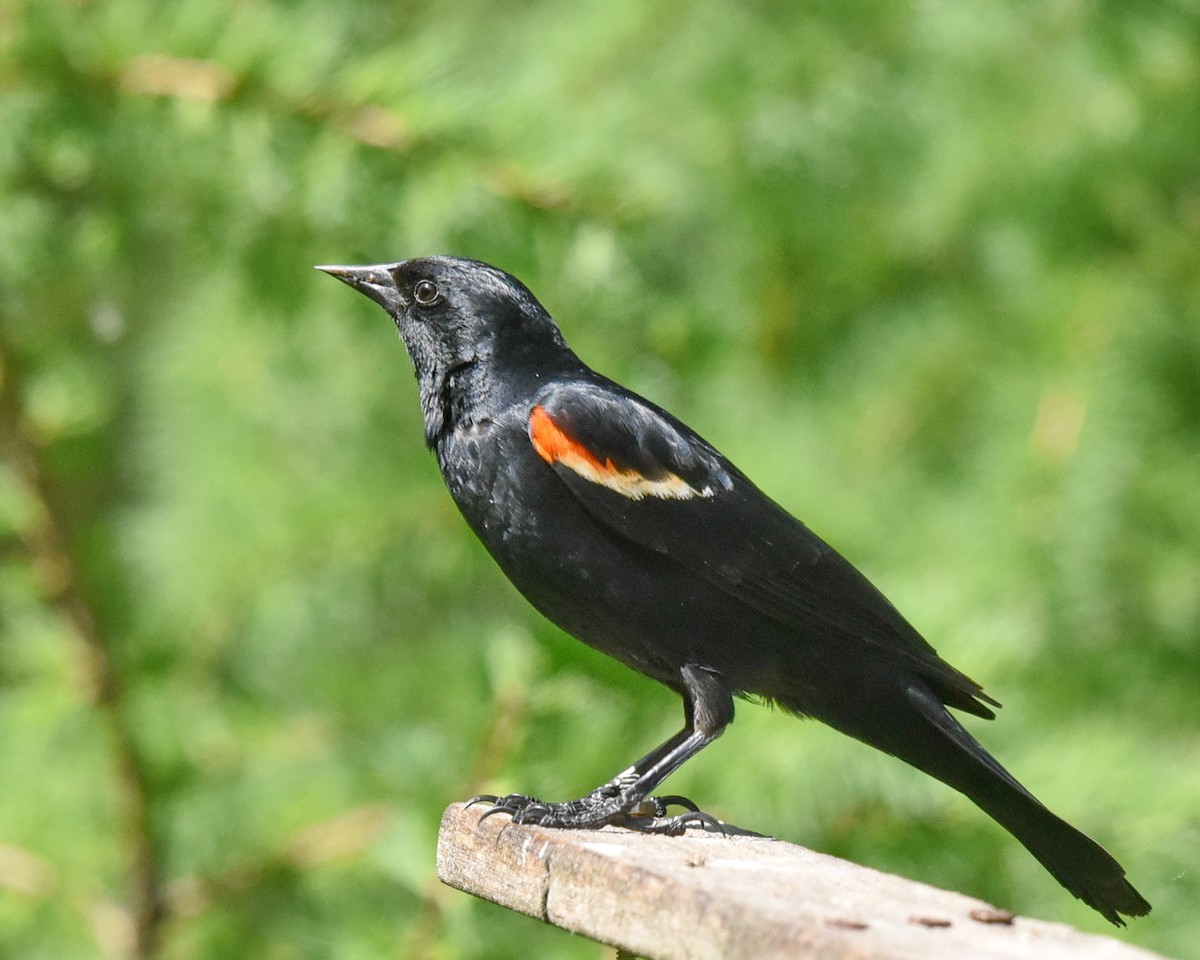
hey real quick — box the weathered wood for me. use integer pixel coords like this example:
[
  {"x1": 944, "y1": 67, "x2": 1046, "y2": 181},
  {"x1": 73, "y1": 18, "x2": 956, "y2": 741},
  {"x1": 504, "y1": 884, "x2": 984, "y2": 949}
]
[{"x1": 437, "y1": 803, "x2": 1166, "y2": 960}]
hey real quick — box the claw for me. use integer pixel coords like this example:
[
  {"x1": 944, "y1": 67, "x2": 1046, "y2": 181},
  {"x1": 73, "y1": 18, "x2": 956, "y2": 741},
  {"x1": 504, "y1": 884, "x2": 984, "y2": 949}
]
[
  {"x1": 671, "y1": 809, "x2": 724, "y2": 833},
  {"x1": 472, "y1": 793, "x2": 557, "y2": 826},
  {"x1": 620, "y1": 808, "x2": 723, "y2": 835},
  {"x1": 478, "y1": 805, "x2": 515, "y2": 823},
  {"x1": 651, "y1": 794, "x2": 702, "y2": 814},
  {"x1": 465, "y1": 794, "x2": 500, "y2": 809},
  {"x1": 512, "y1": 802, "x2": 553, "y2": 825}
]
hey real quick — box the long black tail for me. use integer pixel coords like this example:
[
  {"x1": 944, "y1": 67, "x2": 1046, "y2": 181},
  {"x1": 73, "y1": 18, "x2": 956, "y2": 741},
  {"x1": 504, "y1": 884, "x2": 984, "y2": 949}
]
[
  {"x1": 812, "y1": 676, "x2": 1152, "y2": 925},
  {"x1": 895, "y1": 683, "x2": 1151, "y2": 925}
]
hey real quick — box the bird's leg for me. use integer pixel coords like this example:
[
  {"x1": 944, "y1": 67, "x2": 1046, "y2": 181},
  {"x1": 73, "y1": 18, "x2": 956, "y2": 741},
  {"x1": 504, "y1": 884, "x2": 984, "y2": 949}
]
[
  {"x1": 582, "y1": 725, "x2": 695, "y2": 805},
  {"x1": 470, "y1": 664, "x2": 733, "y2": 834}
]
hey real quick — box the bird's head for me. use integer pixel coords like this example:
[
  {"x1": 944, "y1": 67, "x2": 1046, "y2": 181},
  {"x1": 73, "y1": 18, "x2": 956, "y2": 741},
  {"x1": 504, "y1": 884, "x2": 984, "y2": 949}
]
[{"x1": 318, "y1": 256, "x2": 577, "y2": 441}]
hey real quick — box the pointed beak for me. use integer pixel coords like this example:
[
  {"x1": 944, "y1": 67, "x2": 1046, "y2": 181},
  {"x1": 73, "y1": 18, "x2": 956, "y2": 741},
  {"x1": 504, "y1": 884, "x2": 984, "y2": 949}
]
[{"x1": 315, "y1": 263, "x2": 402, "y2": 311}]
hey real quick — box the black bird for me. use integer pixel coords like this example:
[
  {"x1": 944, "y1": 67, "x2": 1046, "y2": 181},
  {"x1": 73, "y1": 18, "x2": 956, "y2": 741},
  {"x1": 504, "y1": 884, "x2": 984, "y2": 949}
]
[{"x1": 318, "y1": 256, "x2": 1150, "y2": 925}]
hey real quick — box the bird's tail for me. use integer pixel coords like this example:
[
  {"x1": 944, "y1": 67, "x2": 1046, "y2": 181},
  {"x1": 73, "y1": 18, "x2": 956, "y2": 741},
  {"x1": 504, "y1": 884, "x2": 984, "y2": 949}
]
[{"x1": 895, "y1": 683, "x2": 1150, "y2": 925}]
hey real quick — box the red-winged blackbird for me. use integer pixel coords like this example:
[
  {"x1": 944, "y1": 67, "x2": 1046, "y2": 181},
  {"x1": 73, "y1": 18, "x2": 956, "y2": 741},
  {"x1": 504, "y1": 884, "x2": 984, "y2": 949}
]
[{"x1": 319, "y1": 256, "x2": 1149, "y2": 925}]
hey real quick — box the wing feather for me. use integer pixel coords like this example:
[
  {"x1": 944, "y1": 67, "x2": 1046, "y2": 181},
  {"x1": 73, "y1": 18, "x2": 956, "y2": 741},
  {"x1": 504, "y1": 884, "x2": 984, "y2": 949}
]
[{"x1": 529, "y1": 380, "x2": 998, "y2": 717}]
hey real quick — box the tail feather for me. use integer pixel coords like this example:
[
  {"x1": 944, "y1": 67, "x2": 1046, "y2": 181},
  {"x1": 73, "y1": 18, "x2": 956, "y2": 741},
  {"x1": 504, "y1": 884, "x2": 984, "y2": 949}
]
[
  {"x1": 990, "y1": 793, "x2": 1151, "y2": 925},
  {"x1": 902, "y1": 683, "x2": 1150, "y2": 925}
]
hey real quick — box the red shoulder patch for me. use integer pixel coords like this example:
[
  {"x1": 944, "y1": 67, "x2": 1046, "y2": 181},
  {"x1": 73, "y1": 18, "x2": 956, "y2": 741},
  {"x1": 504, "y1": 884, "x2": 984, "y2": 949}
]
[
  {"x1": 529, "y1": 405, "x2": 711, "y2": 501},
  {"x1": 530, "y1": 405, "x2": 606, "y2": 471}
]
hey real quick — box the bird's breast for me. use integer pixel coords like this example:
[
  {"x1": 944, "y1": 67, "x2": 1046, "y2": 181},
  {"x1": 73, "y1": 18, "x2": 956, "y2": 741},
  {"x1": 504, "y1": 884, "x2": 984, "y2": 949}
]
[{"x1": 433, "y1": 417, "x2": 684, "y2": 673}]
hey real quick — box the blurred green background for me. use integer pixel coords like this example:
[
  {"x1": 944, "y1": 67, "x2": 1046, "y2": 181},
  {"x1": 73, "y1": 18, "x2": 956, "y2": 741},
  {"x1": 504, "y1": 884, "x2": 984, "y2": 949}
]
[{"x1": 1, "y1": 0, "x2": 1198, "y2": 957}]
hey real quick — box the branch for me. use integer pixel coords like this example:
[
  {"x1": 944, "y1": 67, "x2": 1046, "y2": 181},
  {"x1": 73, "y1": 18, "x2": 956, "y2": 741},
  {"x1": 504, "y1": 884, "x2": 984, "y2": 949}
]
[
  {"x1": 437, "y1": 803, "x2": 1166, "y2": 960},
  {"x1": 0, "y1": 338, "x2": 163, "y2": 959}
]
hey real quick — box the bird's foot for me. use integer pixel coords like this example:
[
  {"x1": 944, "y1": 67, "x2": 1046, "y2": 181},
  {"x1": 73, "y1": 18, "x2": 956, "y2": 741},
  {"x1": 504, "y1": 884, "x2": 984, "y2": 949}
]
[{"x1": 465, "y1": 790, "x2": 721, "y2": 835}]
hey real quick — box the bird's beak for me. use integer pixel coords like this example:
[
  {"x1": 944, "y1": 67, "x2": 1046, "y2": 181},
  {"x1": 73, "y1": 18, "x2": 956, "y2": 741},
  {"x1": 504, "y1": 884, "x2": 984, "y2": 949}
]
[{"x1": 315, "y1": 263, "x2": 402, "y2": 311}]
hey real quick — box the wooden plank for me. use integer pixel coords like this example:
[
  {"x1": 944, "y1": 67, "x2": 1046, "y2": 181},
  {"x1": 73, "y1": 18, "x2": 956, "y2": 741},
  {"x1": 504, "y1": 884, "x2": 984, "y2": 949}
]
[{"x1": 436, "y1": 803, "x2": 1167, "y2": 960}]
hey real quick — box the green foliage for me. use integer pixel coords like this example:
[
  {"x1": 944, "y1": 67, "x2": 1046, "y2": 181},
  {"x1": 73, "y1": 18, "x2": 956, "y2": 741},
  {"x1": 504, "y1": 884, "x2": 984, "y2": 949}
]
[{"x1": 1, "y1": 0, "x2": 1198, "y2": 957}]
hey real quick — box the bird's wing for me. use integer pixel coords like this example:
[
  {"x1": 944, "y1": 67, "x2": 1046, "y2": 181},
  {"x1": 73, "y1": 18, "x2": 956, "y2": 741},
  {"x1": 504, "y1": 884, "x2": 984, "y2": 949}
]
[{"x1": 529, "y1": 379, "x2": 998, "y2": 718}]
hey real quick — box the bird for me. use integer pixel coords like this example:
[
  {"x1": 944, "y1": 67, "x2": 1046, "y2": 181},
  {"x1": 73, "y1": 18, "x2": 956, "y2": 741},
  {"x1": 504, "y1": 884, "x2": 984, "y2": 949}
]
[{"x1": 317, "y1": 255, "x2": 1150, "y2": 925}]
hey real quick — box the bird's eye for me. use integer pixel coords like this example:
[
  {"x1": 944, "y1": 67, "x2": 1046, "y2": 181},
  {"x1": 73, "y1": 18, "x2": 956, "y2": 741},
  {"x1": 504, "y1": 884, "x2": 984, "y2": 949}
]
[{"x1": 413, "y1": 280, "x2": 440, "y2": 306}]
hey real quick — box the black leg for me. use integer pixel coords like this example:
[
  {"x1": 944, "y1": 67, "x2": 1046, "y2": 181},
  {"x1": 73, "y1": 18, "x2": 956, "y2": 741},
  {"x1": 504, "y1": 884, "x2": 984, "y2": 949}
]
[{"x1": 580, "y1": 725, "x2": 694, "y2": 800}]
